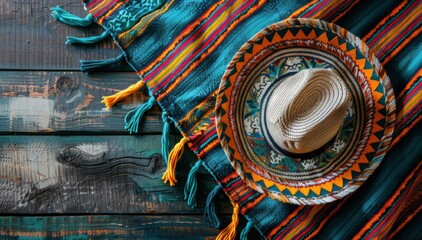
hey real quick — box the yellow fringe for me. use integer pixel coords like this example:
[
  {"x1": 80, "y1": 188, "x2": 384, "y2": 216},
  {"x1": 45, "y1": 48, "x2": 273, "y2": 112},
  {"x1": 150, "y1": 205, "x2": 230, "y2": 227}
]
[
  {"x1": 162, "y1": 136, "x2": 189, "y2": 186},
  {"x1": 101, "y1": 81, "x2": 145, "y2": 109},
  {"x1": 216, "y1": 203, "x2": 239, "y2": 240}
]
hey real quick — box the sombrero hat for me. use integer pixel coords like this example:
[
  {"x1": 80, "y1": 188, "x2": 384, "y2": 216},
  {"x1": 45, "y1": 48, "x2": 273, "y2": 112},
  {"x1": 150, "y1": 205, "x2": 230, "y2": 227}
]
[{"x1": 215, "y1": 18, "x2": 396, "y2": 205}]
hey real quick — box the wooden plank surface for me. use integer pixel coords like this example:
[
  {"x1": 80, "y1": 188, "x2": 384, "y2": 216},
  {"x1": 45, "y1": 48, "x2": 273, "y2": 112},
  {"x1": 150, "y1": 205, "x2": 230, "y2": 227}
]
[
  {"x1": 0, "y1": 0, "x2": 125, "y2": 71},
  {"x1": 0, "y1": 135, "x2": 229, "y2": 214},
  {"x1": 0, "y1": 215, "x2": 227, "y2": 239},
  {"x1": 0, "y1": 0, "x2": 245, "y2": 239},
  {"x1": 0, "y1": 71, "x2": 162, "y2": 133}
]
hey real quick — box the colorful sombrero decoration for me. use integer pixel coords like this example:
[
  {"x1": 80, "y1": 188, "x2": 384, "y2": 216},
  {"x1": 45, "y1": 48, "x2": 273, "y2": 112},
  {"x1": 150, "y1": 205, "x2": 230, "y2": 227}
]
[{"x1": 216, "y1": 18, "x2": 396, "y2": 205}]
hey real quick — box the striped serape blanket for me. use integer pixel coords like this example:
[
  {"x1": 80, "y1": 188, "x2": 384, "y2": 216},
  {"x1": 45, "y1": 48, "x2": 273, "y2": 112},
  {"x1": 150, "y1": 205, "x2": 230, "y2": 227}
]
[{"x1": 51, "y1": 0, "x2": 421, "y2": 239}]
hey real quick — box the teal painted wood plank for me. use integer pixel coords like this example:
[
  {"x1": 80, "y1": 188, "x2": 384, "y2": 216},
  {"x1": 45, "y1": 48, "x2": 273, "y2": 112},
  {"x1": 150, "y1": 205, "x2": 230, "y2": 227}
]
[
  {"x1": 0, "y1": 71, "x2": 162, "y2": 133},
  {"x1": 0, "y1": 135, "x2": 229, "y2": 214},
  {"x1": 0, "y1": 215, "x2": 228, "y2": 239},
  {"x1": 0, "y1": 0, "x2": 127, "y2": 71}
]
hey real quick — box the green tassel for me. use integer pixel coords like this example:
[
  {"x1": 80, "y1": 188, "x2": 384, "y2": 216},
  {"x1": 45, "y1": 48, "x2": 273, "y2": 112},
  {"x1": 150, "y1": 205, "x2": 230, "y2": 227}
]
[
  {"x1": 80, "y1": 53, "x2": 124, "y2": 73},
  {"x1": 124, "y1": 96, "x2": 156, "y2": 134},
  {"x1": 51, "y1": 6, "x2": 94, "y2": 27},
  {"x1": 66, "y1": 31, "x2": 110, "y2": 45},
  {"x1": 204, "y1": 184, "x2": 222, "y2": 228},
  {"x1": 184, "y1": 160, "x2": 203, "y2": 208},
  {"x1": 240, "y1": 221, "x2": 253, "y2": 240},
  {"x1": 161, "y1": 111, "x2": 171, "y2": 165}
]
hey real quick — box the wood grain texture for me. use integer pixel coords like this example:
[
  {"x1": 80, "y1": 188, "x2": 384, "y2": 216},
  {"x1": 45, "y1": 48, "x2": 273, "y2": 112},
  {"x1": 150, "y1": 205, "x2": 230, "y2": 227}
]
[
  {"x1": 0, "y1": 71, "x2": 162, "y2": 133},
  {"x1": 0, "y1": 1, "x2": 245, "y2": 239},
  {"x1": 0, "y1": 135, "x2": 229, "y2": 214},
  {"x1": 0, "y1": 215, "x2": 226, "y2": 239},
  {"x1": 0, "y1": 0, "x2": 128, "y2": 71}
]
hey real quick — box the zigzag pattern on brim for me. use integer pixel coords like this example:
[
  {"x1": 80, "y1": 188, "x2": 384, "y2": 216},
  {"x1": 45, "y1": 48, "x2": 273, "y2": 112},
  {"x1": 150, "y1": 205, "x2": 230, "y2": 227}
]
[{"x1": 215, "y1": 18, "x2": 396, "y2": 205}]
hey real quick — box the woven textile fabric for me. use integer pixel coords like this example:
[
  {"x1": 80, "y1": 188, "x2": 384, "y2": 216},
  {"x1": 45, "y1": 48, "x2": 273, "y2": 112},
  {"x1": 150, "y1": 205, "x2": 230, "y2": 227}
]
[{"x1": 69, "y1": 0, "x2": 421, "y2": 238}]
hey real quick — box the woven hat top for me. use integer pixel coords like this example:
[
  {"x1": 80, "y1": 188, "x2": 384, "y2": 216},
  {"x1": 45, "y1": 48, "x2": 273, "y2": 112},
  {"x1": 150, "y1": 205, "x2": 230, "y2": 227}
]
[{"x1": 265, "y1": 68, "x2": 350, "y2": 155}]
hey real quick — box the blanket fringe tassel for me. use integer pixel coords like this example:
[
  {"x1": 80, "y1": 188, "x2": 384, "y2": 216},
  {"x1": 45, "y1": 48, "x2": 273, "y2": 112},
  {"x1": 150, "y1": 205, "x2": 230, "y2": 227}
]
[
  {"x1": 161, "y1": 111, "x2": 171, "y2": 165},
  {"x1": 124, "y1": 96, "x2": 156, "y2": 134},
  {"x1": 66, "y1": 31, "x2": 110, "y2": 45},
  {"x1": 51, "y1": 6, "x2": 94, "y2": 27},
  {"x1": 204, "y1": 184, "x2": 222, "y2": 228},
  {"x1": 216, "y1": 203, "x2": 239, "y2": 240},
  {"x1": 162, "y1": 136, "x2": 189, "y2": 186},
  {"x1": 102, "y1": 81, "x2": 145, "y2": 109},
  {"x1": 184, "y1": 160, "x2": 203, "y2": 208},
  {"x1": 80, "y1": 53, "x2": 125, "y2": 73},
  {"x1": 240, "y1": 221, "x2": 253, "y2": 240}
]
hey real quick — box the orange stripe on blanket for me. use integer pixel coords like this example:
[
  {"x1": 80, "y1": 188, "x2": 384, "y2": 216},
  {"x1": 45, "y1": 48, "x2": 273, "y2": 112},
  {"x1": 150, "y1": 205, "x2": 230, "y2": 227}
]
[
  {"x1": 138, "y1": 0, "x2": 227, "y2": 76},
  {"x1": 353, "y1": 161, "x2": 422, "y2": 240},
  {"x1": 240, "y1": 194, "x2": 266, "y2": 215},
  {"x1": 197, "y1": 138, "x2": 220, "y2": 159},
  {"x1": 156, "y1": 0, "x2": 265, "y2": 101},
  {"x1": 306, "y1": 203, "x2": 344, "y2": 239},
  {"x1": 267, "y1": 206, "x2": 305, "y2": 238},
  {"x1": 398, "y1": 69, "x2": 422, "y2": 99},
  {"x1": 289, "y1": 0, "x2": 318, "y2": 18},
  {"x1": 389, "y1": 205, "x2": 422, "y2": 238},
  {"x1": 390, "y1": 114, "x2": 422, "y2": 149},
  {"x1": 89, "y1": 0, "x2": 112, "y2": 14},
  {"x1": 97, "y1": 2, "x2": 123, "y2": 25},
  {"x1": 362, "y1": 0, "x2": 408, "y2": 42},
  {"x1": 331, "y1": 1, "x2": 360, "y2": 23},
  {"x1": 382, "y1": 25, "x2": 422, "y2": 64}
]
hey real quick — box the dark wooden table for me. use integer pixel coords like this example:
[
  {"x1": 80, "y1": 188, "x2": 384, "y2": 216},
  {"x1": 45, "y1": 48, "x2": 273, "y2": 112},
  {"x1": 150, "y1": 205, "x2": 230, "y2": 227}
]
[{"x1": 0, "y1": 1, "x2": 239, "y2": 239}]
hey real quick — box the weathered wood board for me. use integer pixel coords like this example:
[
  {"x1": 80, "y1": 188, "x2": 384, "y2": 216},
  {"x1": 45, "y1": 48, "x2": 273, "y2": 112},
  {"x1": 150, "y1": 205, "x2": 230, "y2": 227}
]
[
  {"x1": 0, "y1": 215, "x2": 227, "y2": 239},
  {"x1": 0, "y1": 135, "x2": 229, "y2": 214},
  {"x1": 0, "y1": 0, "x2": 126, "y2": 71},
  {"x1": 0, "y1": 0, "x2": 248, "y2": 239},
  {"x1": 0, "y1": 71, "x2": 162, "y2": 133}
]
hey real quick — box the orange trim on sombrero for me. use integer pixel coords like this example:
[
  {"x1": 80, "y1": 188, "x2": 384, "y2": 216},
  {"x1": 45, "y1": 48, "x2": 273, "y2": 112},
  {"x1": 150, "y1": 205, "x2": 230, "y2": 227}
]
[
  {"x1": 227, "y1": 32, "x2": 381, "y2": 191},
  {"x1": 215, "y1": 18, "x2": 395, "y2": 204}
]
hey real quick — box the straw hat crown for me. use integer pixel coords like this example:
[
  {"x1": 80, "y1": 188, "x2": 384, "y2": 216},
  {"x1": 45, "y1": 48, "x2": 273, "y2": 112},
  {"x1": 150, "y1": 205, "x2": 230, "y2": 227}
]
[{"x1": 265, "y1": 69, "x2": 350, "y2": 155}]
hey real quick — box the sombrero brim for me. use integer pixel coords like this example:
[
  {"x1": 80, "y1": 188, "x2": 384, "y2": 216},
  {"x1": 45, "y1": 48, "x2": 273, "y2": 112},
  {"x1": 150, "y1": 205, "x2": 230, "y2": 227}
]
[{"x1": 215, "y1": 18, "x2": 396, "y2": 205}]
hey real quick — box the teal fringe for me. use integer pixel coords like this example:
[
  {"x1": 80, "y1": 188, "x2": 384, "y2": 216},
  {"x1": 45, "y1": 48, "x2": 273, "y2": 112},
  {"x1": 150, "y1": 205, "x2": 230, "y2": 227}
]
[
  {"x1": 124, "y1": 96, "x2": 156, "y2": 134},
  {"x1": 51, "y1": 6, "x2": 94, "y2": 27},
  {"x1": 240, "y1": 221, "x2": 254, "y2": 240},
  {"x1": 161, "y1": 111, "x2": 171, "y2": 165},
  {"x1": 184, "y1": 160, "x2": 203, "y2": 208},
  {"x1": 204, "y1": 184, "x2": 222, "y2": 228},
  {"x1": 66, "y1": 31, "x2": 110, "y2": 45},
  {"x1": 80, "y1": 53, "x2": 124, "y2": 73}
]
